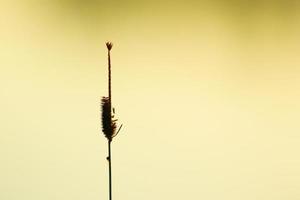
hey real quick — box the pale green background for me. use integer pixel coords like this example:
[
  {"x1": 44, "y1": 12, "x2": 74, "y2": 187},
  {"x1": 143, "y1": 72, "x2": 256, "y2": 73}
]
[{"x1": 1, "y1": 0, "x2": 300, "y2": 199}]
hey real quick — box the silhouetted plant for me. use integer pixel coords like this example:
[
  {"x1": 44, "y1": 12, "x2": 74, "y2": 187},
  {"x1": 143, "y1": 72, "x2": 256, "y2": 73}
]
[{"x1": 101, "y1": 42, "x2": 122, "y2": 200}]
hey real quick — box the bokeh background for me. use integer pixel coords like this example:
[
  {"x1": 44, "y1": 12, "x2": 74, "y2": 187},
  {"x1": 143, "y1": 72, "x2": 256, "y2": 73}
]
[{"x1": 1, "y1": 0, "x2": 300, "y2": 199}]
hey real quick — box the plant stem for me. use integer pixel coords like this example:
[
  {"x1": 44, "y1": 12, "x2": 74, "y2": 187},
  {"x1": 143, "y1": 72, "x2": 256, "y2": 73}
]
[
  {"x1": 108, "y1": 140, "x2": 112, "y2": 200},
  {"x1": 107, "y1": 43, "x2": 113, "y2": 200},
  {"x1": 108, "y1": 49, "x2": 111, "y2": 105}
]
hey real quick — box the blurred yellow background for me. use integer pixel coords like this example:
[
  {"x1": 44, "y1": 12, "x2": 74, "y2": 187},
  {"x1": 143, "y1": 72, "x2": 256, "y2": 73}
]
[{"x1": 1, "y1": 0, "x2": 300, "y2": 199}]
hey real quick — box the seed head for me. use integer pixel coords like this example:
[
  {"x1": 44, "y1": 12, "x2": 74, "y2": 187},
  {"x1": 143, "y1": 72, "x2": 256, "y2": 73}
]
[{"x1": 101, "y1": 96, "x2": 117, "y2": 141}]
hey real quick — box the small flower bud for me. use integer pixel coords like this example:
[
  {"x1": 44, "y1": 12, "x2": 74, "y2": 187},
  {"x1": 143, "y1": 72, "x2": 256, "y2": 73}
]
[{"x1": 106, "y1": 42, "x2": 113, "y2": 50}]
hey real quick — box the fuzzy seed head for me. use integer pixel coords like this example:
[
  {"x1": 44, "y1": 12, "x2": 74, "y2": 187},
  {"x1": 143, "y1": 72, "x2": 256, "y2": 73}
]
[{"x1": 101, "y1": 96, "x2": 117, "y2": 141}]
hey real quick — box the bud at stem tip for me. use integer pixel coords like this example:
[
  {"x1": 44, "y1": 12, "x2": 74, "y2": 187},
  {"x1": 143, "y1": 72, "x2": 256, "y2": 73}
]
[{"x1": 106, "y1": 42, "x2": 113, "y2": 51}]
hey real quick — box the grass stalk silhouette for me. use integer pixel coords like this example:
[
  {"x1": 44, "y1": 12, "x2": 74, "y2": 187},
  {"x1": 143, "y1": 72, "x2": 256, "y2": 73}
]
[{"x1": 101, "y1": 42, "x2": 122, "y2": 200}]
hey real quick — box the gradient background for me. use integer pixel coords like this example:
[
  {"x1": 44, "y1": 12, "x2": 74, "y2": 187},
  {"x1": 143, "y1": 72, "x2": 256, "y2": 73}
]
[{"x1": 1, "y1": 0, "x2": 300, "y2": 199}]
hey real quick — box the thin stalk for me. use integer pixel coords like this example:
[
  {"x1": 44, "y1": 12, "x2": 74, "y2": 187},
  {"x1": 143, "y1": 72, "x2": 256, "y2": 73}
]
[
  {"x1": 108, "y1": 48, "x2": 112, "y2": 105},
  {"x1": 108, "y1": 42, "x2": 112, "y2": 200},
  {"x1": 108, "y1": 141, "x2": 112, "y2": 200},
  {"x1": 103, "y1": 42, "x2": 114, "y2": 200},
  {"x1": 107, "y1": 43, "x2": 112, "y2": 200}
]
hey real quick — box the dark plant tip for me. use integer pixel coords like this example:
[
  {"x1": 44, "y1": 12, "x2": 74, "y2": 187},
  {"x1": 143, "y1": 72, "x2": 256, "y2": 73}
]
[{"x1": 106, "y1": 42, "x2": 113, "y2": 50}]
